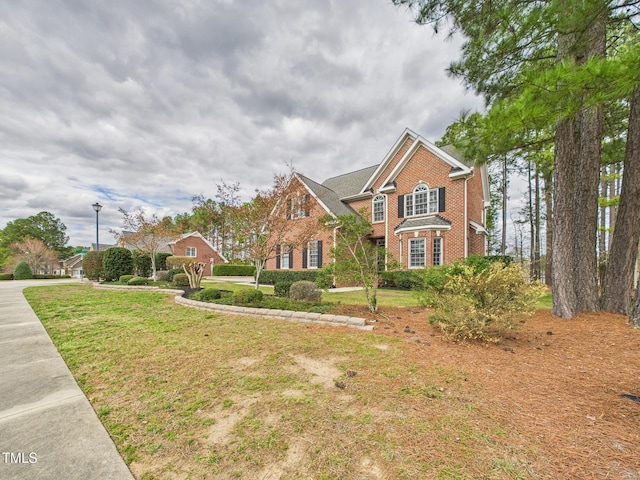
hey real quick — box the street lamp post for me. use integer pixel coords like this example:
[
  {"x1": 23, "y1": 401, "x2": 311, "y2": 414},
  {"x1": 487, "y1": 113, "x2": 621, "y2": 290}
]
[{"x1": 92, "y1": 203, "x2": 102, "y2": 250}]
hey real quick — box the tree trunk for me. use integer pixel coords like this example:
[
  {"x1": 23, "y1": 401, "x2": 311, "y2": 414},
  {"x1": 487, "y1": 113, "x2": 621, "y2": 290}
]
[
  {"x1": 601, "y1": 85, "x2": 640, "y2": 314},
  {"x1": 544, "y1": 170, "x2": 553, "y2": 286},
  {"x1": 631, "y1": 275, "x2": 640, "y2": 328}
]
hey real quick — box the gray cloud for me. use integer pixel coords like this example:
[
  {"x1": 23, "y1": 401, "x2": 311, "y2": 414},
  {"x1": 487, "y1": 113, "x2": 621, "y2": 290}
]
[{"x1": 0, "y1": 0, "x2": 483, "y2": 247}]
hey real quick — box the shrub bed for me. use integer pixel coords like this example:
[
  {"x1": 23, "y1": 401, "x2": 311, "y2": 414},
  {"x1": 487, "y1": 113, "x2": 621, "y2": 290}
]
[{"x1": 128, "y1": 276, "x2": 149, "y2": 286}]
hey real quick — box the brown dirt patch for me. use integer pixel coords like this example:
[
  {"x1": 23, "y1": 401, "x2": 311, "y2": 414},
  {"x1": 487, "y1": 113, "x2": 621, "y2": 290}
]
[{"x1": 338, "y1": 305, "x2": 640, "y2": 479}]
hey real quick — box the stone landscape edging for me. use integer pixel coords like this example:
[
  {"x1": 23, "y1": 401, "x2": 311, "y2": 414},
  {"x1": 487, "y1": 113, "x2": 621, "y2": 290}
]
[{"x1": 93, "y1": 283, "x2": 372, "y2": 330}]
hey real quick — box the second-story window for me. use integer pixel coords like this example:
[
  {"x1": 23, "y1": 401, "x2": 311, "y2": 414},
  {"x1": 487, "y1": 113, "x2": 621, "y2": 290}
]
[
  {"x1": 287, "y1": 195, "x2": 310, "y2": 219},
  {"x1": 372, "y1": 195, "x2": 385, "y2": 223},
  {"x1": 406, "y1": 184, "x2": 439, "y2": 217},
  {"x1": 186, "y1": 247, "x2": 197, "y2": 257}
]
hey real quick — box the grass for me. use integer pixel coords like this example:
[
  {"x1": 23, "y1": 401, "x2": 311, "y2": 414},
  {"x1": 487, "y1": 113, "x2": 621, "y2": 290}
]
[{"x1": 23, "y1": 284, "x2": 535, "y2": 479}]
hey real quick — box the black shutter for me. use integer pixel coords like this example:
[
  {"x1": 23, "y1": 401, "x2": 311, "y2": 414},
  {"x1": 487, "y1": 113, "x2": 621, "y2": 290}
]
[
  {"x1": 398, "y1": 195, "x2": 404, "y2": 218},
  {"x1": 289, "y1": 246, "x2": 294, "y2": 269},
  {"x1": 438, "y1": 187, "x2": 446, "y2": 212},
  {"x1": 276, "y1": 245, "x2": 281, "y2": 269},
  {"x1": 317, "y1": 241, "x2": 323, "y2": 268},
  {"x1": 302, "y1": 247, "x2": 308, "y2": 269}
]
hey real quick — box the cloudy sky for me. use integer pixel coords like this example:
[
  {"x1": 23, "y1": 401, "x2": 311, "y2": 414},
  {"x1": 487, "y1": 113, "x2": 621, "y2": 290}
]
[{"x1": 1, "y1": 0, "x2": 485, "y2": 247}]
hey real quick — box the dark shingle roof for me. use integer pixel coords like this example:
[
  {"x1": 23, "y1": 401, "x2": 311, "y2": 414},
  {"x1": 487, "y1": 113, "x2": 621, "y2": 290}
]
[
  {"x1": 298, "y1": 174, "x2": 357, "y2": 217},
  {"x1": 321, "y1": 165, "x2": 378, "y2": 199},
  {"x1": 394, "y1": 215, "x2": 451, "y2": 233}
]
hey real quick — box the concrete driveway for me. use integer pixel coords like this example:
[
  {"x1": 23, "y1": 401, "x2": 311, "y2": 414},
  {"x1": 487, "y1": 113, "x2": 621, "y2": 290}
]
[{"x1": 0, "y1": 279, "x2": 134, "y2": 479}]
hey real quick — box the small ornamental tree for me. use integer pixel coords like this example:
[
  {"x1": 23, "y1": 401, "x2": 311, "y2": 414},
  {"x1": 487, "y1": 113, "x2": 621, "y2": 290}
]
[
  {"x1": 102, "y1": 247, "x2": 133, "y2": 281},
  {"x1": 320, "y1": 210, "x2": 391, "y2": 313},
  {"x1": 115, "y1": 208, "x2": 180, "y2": 281},
  {"x1": 83, "y1": 251, "x2": 104, "y2": 280},
  {"x1": 238, "y1": 172, "x2": 316, "y2": 289},
  {"x1": 13, "y1": 261, "x2": 33, "y2": 280}
]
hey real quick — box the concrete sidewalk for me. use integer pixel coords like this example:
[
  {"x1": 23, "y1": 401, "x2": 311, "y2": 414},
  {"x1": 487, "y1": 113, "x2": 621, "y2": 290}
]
[{"x1": 0, "y1": 280, "x2": 134, "y2": 480}]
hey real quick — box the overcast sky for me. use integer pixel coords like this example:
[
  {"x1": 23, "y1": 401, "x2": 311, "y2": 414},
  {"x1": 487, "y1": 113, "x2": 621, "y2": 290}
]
[{"x1": 1, "y1": 0, "x2": 486, "y2": 247}]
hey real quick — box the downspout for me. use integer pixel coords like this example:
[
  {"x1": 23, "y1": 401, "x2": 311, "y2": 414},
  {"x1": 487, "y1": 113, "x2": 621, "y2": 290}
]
[
  {"x1": 333, "y1": 226, "x2": 338, "y2": 287},
  {"x1": 384, "y1": 194, "x2": 389, "y2": 270},
  {"x1": 464, "y1": 176, "x2": 469, "y2": 258}
]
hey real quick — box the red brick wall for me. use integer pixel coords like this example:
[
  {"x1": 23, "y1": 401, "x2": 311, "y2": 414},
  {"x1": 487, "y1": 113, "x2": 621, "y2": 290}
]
[{"x1": 171, "y1": 236, "x2": 225, "y2": 276}]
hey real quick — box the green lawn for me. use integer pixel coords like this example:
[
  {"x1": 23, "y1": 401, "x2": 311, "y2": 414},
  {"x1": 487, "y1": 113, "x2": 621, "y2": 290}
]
[{"x1": 24, "y1": 284, "x2": 534, "y2": 480}]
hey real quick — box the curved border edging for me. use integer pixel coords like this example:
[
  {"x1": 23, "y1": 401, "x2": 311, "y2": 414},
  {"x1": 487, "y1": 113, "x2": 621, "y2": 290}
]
[{"x1": 92, "y1": 283, "x2": 372, "y2": 330}]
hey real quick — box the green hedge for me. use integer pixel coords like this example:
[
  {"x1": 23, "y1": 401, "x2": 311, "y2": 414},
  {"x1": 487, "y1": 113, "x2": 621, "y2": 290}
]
[
  {"x1": 103, "y1": 247, "x2": 134, "y2": 282},
  {"x1": 259, "y1": 270, "x2": 318, "y2": 285},
  {"x1": 83, "y1": 250, "x2": 104, "y2": 280},
  {"x1": 0, "y1": 273, "x2": 14, "y2": 281},
  {"x1": 212, "y1": 264, "x2": 256, "y2": 276},
  {"x1": 381, "y1": 270, "x2": 426, "y2": 290}
]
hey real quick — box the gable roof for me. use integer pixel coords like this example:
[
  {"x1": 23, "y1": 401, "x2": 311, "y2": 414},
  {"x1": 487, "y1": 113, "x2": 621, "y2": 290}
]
[
  {"x1": 321, "y1": 165, "x2": 379, "y2": 199},
  {"x1": 296, "y1": 174, "x2": 357, "y2": 217},
  {"x1": 168, "y1": 231, "x2": 228, "y2": 262}
]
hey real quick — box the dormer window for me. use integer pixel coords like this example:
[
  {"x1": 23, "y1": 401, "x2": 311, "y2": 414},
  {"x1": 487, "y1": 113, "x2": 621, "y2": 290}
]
[
  {"x1": 372, "y1": 194, "x2": 385, "y2": 223},
  {"x1": 406, "y1": 184, "x2": 438, "y2": 216}
]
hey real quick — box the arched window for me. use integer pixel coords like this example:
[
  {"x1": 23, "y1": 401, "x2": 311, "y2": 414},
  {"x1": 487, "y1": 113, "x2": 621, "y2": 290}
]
[
  {"x1": 405, "y1": 184, "x2": 439, "y2": 216},
  {"x1": 372, "y1": 194, "x2": 385, "y2": 223}
]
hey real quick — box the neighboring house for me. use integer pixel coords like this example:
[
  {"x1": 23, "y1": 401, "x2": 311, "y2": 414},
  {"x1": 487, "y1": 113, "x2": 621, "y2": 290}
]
[
  {"x1": 167, "y1": 231, "x2": 228, "y2": 276},
  {"x1": 264, "y1": 128, "x2": 490, "y2": 272},
  {"x1": 62, "y1": 253, "x2": 85, "y2": 278},
  {"x1": 118, "y1": 230, "x2": 227, "y2": 276}
]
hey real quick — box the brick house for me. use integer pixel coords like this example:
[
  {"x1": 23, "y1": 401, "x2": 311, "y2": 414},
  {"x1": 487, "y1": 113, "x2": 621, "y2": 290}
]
[
  {"x1": 264, "y1": 128, "x2": 490, "y2": 272},
  {"x1": 167, "y1": 232, "x2": 227, "y2": 276},
  {"x1": 120, "y1": 231, "x2": 227, "y2": 276}
]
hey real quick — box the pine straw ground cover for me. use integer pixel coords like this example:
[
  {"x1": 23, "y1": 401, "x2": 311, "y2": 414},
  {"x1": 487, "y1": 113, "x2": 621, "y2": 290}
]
[{"x1": 25, "y1": 284, "x2": 640, "y2": 480}]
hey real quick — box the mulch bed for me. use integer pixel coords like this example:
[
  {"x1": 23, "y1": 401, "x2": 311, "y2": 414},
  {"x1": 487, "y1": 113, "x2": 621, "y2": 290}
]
[{"x1": 328, "y1": 304, "x2": 640, "y2": 479}]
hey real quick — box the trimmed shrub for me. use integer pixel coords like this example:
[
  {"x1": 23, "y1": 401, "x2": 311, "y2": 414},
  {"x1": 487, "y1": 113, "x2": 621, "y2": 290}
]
[
  {"x1": 119, "y1": 275, "x2": 135, "y2": 284},
  {"x1": 274, "y1": 281, "x2": 293, "y2": 298},
  {"x1": 155, "y1": 253, "x2": 172, "y2": 271},
  {"x1": 128, "y1": 276, "x2": 148, "y2": 286},
  {"x1": 83, "y1": 250, "x2": 104, "y2": 280},
  {"x1": 233, "y1": 288, "x2": 264, "y2": 305},
  {"x1": 315, "y1": 266, "x2": 334, "y2": 289},
  {"x1": 0, "y1": 273, "x2": 14, "y2": 281},
  {"x1": 167, "y1": 268, "x2": 183, "y2": 282},
  {"x1": 166, "y1": 256, "x2": 194, "y2": 271},
  {"x1": 172, "y1": 273, "x2": 190, "y2": 287},
  {"x1": 193, "y1": 288, "x2": 223, "y2": 302},
  {"x1": 155, "y1": 270, "x2": 170, "y2": 282},
  {"x1": 425, "y1": 262, "x2": 546, "y2": 342},
  {"x1": 259, "y1": 270, "x2": 318, "y2": 285},
  {"x1": 381, "y1": 270, "x2": 425, "y2": 290},
  {"x1": 212, "y1": 264, "x2": 256, "y2": 276},
  {"x1": 132, "y1": 251, "x2": 152, "y2": 277},
  {"x1": 289, "y1": 281, "x2": 322, "y2": 302},
  {"x1": 14, "y1": 262, "x2": 33, "y2": 280},
  {"x1": 103, "y1": 247, "x2": 134, "y2": 282}
]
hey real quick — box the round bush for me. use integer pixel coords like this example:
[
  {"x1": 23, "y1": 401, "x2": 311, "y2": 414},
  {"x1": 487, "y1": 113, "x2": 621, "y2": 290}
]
[
  {"x1": 274, "y1": 281, "x2": 293, "y2": 298},
  {"x1": 119, "y1": 275, "x2": 135, "y2": 284},
  {"x1": 168, "y1": 268, "x2": 183, "y2": 282},
  {"x1": 14, "y1": 262, "x2": 33, "y2": 280},
  {"x1": 103, "y1": 247, "x2": 134, "y2": 282},
  {"x1": 193, "y1": 288, "x2": 222, "y2": 302},
  {"x1": 289, "y1": 281, "x2": 322, "y2": 302},
  {"x1": 128, "y1": 276, "x2": 148, "y2": 286},
  {"x1": 172, "y1": 273, "x2": 190, "y2": 287},
  {"x1": 233, "y1": 288, "x2": 264, "y2": 305}
]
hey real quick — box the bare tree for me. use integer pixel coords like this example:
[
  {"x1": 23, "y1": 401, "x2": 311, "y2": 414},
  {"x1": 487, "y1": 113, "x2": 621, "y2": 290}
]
[{"x1": 10, "y1": 237, "x2": 58, "y2": 274}]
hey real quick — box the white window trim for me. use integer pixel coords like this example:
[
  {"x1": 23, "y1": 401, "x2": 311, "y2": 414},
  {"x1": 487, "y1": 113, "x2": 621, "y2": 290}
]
[
  {"x1": 307, "y1": 240, "x2": 319, "y2": 269},
  {"x1": 372, "y1": 194, "x2": 385, "y2": 223},
  {"x1": 186, "y1": 247, "x2": 197, "y2": 257},
  {"x1": 408, "y1": 237, "x2": 426, "y2": 269},
  {"x1": 281, "y1": 245, "x2": 291, "y2": 269},
  {"x1": 405, "y1": 184, "x2": 438, "y2": 217},
  {"x1": 432, "y1": 237, "x2": 443, "y2": 266}
]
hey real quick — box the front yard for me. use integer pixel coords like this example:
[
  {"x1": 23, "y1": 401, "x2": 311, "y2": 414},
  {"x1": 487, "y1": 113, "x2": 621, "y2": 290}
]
[{"x1": 25, "y1": 284, "x2": 640, "y2": 479}]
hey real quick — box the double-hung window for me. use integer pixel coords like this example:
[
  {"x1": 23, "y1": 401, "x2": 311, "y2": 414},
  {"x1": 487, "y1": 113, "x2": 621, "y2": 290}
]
[
  {"x1": 409, "y1": 238, "x2": 426, "y2": 268},
  {"x1": 308, "y1": 240, "x2": 319, "y2": 268},
  {"x1": 281, "y1": 245, "x2": 292, "y2": 269},
  {"x1": 186, "y1": 247, "x2": 197, "y2": 257},
  {"x1": 405, "y1": 184, "x2": 439, "y2": 217},
  {"x1": 372, "y1": 195, "x2": 385, "y2": 223}
]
